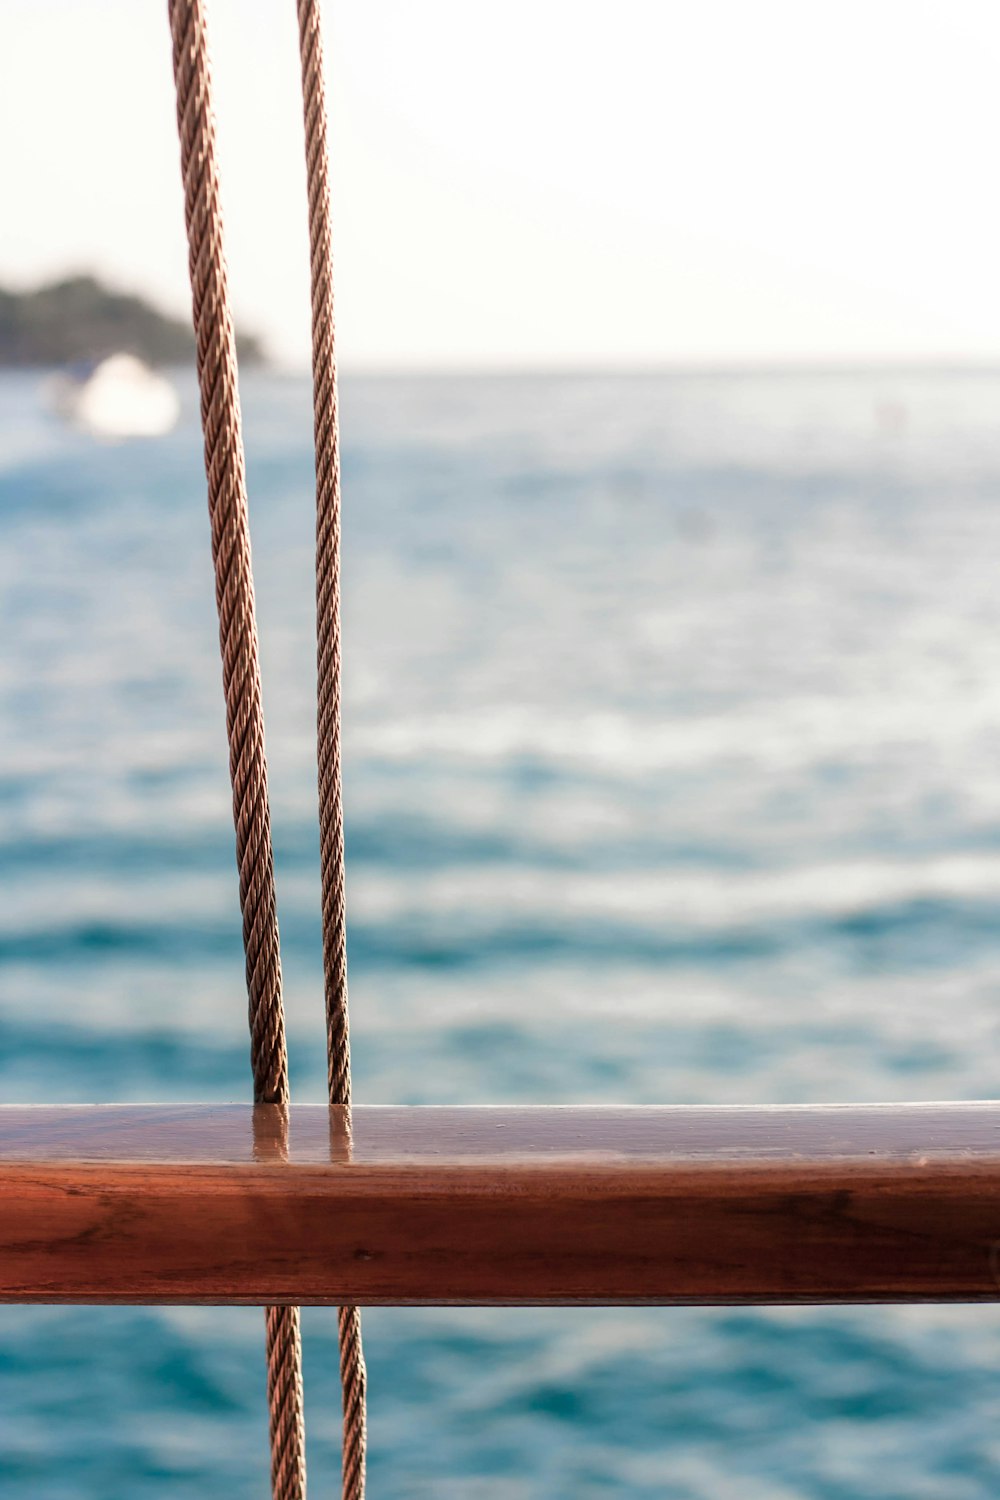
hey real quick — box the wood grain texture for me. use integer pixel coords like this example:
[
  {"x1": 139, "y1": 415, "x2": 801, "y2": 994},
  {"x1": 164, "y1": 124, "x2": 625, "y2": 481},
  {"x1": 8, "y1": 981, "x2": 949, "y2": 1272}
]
[{"x1": 1, "y1": 1104, "x2": 1000, "y2": 1305}]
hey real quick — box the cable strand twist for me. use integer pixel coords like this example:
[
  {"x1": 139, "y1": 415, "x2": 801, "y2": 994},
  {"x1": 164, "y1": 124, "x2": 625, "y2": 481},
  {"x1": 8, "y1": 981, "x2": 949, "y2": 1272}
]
[
  {"x1": 168, "y1": 3, "x2": 307, "y2": 1496},
  {"x1": 295, "y1": 1, "x2": 368, "y2": 1494}
]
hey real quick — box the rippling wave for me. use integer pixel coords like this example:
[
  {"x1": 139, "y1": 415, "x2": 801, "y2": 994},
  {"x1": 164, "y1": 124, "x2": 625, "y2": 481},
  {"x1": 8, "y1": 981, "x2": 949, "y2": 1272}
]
[{"x1": 2, "y1": 368, "x2": 1000, "y2": 1495}]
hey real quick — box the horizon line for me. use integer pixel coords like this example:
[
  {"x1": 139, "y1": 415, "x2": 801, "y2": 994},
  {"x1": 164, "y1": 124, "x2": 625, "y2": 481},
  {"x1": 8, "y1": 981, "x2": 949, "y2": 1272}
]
[{"x1": 265, "y1": 356, "x2": 1000, "y2": 379}]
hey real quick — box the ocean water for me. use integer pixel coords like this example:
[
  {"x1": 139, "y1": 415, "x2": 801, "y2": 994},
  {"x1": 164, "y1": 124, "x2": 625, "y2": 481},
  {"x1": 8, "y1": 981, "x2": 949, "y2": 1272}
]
[{"x1": 2, "y1": 367, "x2": 1000, "y2": 1495}]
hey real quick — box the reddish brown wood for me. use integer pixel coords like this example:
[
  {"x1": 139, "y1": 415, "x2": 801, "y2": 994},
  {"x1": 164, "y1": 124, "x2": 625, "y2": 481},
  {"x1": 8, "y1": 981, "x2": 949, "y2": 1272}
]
[{"x1": 1, "y1": 1104, "x2": 999, "y2": 1305}]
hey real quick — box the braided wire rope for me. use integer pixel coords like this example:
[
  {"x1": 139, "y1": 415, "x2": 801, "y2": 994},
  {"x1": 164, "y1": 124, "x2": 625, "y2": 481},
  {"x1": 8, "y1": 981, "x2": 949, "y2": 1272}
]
[
  {"x1": 295, "y1": 2, "x2": 368, "y2": 1494},
  {"x1": 167, "y1": 3, "x2": 307, "y2": 1496}
]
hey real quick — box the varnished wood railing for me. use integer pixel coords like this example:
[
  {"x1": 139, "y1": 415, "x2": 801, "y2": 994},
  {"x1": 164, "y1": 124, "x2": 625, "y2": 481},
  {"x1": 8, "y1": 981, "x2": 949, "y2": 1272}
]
[{"x1": 2, "y1": 1103, "x2": 999, "y2": 1305}]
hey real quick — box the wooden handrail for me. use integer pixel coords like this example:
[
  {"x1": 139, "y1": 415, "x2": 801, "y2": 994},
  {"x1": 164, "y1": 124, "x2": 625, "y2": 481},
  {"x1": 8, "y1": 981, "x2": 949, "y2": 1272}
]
[{"x1": 3, "y1": 1103, "x2": 1000, "y2": 1305}]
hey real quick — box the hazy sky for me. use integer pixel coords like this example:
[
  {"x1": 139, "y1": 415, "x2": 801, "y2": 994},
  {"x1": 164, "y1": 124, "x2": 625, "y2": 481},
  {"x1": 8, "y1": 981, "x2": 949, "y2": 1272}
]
[{"x1": 3, "y1": 0, "x2": 999, "y2": 368}]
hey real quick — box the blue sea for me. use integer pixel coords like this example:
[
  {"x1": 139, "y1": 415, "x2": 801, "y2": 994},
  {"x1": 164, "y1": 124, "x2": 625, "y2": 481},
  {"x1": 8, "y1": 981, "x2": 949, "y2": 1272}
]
[{"x1": 2, "y1": 366, "x2": 1000, "y2": 1496}]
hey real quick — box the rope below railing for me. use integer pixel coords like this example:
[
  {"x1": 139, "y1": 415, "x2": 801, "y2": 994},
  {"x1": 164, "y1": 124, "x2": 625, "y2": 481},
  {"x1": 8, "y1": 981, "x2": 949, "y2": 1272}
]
[{"x1": 167, "y1": 2, "x2": 307, "y2": 1496}]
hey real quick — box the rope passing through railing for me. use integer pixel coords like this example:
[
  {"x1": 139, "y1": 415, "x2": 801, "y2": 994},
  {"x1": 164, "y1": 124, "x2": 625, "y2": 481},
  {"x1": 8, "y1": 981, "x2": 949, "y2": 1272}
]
[
  {"x1": 295, "y1": 0, "x2": 368, "y2": 1493},
  {"x1": 167, "y1": 2, "x2": 307, "y2": 1496}
]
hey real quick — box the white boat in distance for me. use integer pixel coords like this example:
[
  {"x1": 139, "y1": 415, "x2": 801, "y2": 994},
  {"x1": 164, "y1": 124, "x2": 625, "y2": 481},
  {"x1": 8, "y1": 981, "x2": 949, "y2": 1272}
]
[{"x1": 49, "y1": 352, "x2": 180, "y2": 439}]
